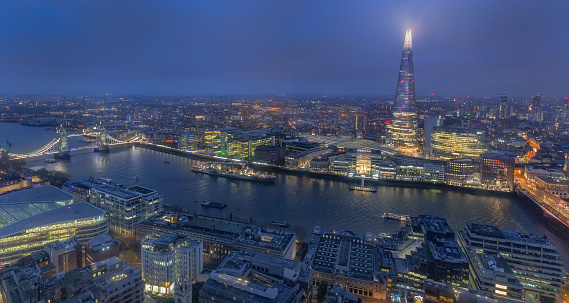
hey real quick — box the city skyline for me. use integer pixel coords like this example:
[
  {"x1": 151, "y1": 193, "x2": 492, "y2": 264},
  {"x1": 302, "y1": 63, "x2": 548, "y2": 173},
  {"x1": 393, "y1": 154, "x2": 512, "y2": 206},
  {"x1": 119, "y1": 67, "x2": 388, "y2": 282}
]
[{"x1": 0, "y1": 1, "x2": 568, "y2": 97}]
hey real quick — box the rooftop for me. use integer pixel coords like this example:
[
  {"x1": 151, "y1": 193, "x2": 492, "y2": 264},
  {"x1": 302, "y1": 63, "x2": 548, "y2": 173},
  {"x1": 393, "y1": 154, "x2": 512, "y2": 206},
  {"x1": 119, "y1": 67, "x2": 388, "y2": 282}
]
[
  {"x1": 0, "y1": 185, "x2": 74, "y2": 204},
  {"x1": 0, "y1": 202, "x2": 105, "y2": 238},
  {"x1": 92, "y1": 184, "x2": 141, "y2": 200},
  {"x1": 300, "y1": 134, "x2": 398, "y2": 154}
]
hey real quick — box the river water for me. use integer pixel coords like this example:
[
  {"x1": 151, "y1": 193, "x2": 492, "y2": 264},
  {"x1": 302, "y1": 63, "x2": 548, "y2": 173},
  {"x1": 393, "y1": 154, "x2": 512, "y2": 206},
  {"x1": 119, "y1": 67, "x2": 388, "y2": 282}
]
[{"x1": 1, "y1": 122, "x2": 568, "y2": 269}]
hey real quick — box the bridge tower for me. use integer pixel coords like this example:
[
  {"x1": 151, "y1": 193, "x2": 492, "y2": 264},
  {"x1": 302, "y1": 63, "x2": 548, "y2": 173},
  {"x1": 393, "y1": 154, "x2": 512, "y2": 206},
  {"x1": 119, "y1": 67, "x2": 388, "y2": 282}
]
[
  {"x1": 55, "y1": 127, "x2": 70, "y2": 159},
  {"x1": 95, "y1": 124, "x2": 110, "y2": 153}
]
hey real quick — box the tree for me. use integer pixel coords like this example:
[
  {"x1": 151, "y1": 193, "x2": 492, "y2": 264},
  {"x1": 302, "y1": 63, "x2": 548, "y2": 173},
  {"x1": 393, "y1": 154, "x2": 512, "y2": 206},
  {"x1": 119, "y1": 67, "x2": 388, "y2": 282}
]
[
  {"x1": 33, "y1": 168, "x2": 69, "y2": 188},
  {"x1": 0, "y1": 151, "x2": 26, "y2": 172}
]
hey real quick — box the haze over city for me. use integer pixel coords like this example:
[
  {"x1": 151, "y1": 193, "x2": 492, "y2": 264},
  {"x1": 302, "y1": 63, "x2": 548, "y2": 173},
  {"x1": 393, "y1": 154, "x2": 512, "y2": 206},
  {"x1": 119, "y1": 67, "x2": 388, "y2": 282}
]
[
  {"x1": 1, "y1": 1, "x2": 569, "y2": 303},
  {"x1": 1, "y1": 0, "x2": 568, "y2": 96}
]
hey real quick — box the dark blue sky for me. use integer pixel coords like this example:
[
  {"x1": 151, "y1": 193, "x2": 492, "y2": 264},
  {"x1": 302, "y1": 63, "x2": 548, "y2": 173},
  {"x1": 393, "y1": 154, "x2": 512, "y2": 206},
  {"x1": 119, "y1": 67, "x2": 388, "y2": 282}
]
[{"x1": 0, "y1": 0, "x2": 568, "y2": 97}]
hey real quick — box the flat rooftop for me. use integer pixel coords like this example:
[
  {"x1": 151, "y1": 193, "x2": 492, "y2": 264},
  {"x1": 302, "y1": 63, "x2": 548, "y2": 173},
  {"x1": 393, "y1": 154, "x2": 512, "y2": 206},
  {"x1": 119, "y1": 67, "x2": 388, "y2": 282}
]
[
  {"x1": 92, "y1": 184, "x2": 141, "y2": 200},
  {"x1": 0, "y1": 185, "x2": 74, "y2": 204},
  {"x1": 0, "y1": 202, "x2": 105, "y2": 238}
]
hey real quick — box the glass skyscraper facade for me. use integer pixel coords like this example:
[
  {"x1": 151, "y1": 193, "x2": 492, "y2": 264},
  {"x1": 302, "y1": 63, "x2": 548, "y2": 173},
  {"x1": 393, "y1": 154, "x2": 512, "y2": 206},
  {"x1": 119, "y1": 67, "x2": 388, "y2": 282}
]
[{"x1": 389, "y1": 29, "x2": 420, "y2": 153}]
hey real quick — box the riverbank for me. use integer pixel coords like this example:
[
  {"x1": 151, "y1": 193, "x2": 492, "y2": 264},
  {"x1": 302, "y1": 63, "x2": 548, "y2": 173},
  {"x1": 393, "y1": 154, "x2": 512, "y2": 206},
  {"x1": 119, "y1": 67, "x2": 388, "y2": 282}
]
[{"x1": 135, "y1": 142, "x2": 515, "y2": 198}]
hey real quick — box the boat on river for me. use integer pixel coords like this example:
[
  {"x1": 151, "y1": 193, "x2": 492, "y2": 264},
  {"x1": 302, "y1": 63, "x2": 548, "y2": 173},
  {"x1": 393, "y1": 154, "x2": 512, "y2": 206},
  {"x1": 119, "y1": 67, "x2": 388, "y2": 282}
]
[
  {"x1": 201, "y1": 201, "x2": 227, "y2": 209},
  {"x1": 349, "y1": 177, "x2": 377, "y2": 192},
  {"x1": 269, "y1": 221, "x2": 289, "y2": 227},
  {"x1": 383, "y1": 213, "x2": 410, "y2": 221},
  {"x1": 192, "y1": 162, "x2": 276, "y2": 183}
]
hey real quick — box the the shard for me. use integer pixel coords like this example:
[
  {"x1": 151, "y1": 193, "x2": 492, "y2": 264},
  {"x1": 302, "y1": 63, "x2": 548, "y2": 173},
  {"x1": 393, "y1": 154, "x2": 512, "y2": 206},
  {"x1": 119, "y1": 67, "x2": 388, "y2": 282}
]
[{"x1": 389, "y1": 29, "x2": 420, "y2": 152}]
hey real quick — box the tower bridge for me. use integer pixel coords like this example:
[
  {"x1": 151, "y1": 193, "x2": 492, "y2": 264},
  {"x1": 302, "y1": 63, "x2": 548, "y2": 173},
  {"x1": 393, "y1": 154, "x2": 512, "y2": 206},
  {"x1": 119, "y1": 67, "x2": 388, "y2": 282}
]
[{"x1": 9, "y1": 127, "x2": 141, "y2": 159}]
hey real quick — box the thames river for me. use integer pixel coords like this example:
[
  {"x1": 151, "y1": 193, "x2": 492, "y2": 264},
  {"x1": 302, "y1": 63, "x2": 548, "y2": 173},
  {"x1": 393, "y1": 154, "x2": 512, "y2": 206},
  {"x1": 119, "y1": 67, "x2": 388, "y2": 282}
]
[{"x1": 1, "y1": 123, "x2": 568, "y2": 268}]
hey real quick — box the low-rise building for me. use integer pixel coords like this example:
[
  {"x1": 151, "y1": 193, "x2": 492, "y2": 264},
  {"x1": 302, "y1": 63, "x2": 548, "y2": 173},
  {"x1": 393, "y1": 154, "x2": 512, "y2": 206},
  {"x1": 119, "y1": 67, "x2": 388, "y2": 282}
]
[
  {"x1": 534, "y1": 176, "x2": 569, "y2": 199},
  {"x1": 84, "y1": 234, "x2": 119, "y2": 266},
  {"x1": 396, "y1": 162, "x2": 424, "y2": 182},
  {"x1": 0, "y1": 256, "x2": 144, "y2": 303},
  {"x1": 0, "y1": 202, "x2": 108, "y2": 265},
  {"x1": 308, "y1": 231, "x2": 392, "y2": 302},
  {"x1": 445, "y1": 159, "x2": 477, "y2": 186},
  {"x1": 137, "y1": 212, "x2": 297, "y2": 261},
  {"x1": 199, "y1": 251, "x2": 313, "y2": 303},
  {"x1": 44, "y1": 238, "x2": 82, "y2": 274}
]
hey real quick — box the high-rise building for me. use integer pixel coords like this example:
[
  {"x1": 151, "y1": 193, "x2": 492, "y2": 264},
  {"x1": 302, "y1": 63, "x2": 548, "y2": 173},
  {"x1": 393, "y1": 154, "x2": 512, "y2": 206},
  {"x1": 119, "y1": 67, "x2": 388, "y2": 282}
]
[
  {"x1": 431, "y1": 127, "x2": 488, "y2": 160},
  {"x1": 565, "y1": 97, "x2": 569, "y2": 120},
  {"x1": 388, "y1": 30, "x2": 420, "y2": 153},
  {"x1": 532, "y1": 93, "x2": 542, "y2": 122},
  {"x1": 141, "y1": 233, "x2": 203, "y2": 301},
  {"x1": 499, "y1": 94, "x2": 508, "y2": 119},
  {"x1": 423, "y1": 116, "x2": 442, "y2": 154}
]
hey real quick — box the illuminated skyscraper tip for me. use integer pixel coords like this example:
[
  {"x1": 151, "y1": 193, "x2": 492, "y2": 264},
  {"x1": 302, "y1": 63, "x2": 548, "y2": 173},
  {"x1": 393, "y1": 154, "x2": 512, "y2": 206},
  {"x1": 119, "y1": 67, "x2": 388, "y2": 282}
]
[
  {"x1": 404, "y1": 29, "x2": 412, "y2": 49},
  {"x1": 388, "y1": 30, "x2": 420, "y2": 152}
]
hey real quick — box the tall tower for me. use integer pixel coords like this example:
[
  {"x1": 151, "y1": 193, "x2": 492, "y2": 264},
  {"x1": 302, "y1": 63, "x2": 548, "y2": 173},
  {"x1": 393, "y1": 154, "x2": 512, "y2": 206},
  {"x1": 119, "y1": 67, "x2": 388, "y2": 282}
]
[
  {"x1": 532, "y1": 93, "x2": 542, "y2": 122},
  {"x1": 388, "y1": 29, "x2": 419, "y2": 152},
  {"x1": 563, "y1": 98, "x2": 569, "y2": 122},
  {"x1": 499, "y1": 94, "x2": 508, "y2": 119}
]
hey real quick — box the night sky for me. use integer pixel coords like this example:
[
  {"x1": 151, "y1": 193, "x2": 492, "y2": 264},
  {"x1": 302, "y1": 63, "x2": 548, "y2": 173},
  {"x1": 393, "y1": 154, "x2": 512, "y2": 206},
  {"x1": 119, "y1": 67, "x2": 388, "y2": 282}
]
[{"x1": 0, "y1": 0, "x2": 568, "y2": 97}]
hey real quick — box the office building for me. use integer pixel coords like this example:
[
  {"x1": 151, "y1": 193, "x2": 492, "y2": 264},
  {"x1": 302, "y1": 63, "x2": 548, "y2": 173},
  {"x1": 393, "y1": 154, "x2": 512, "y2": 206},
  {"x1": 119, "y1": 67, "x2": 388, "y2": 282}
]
[
  {"x1": 396, "y1": 161, "x2": 424, "y2": 182},
  {"x1": 480, "y1": 152, "x2": 515, "y2": 191},
  {"x1": 179, "y1": 130, "x2": 200, "y2": 150},
  {"x1": 199, "y1": 251, "x2": 313, "y2": 303},
  {"x1": 0, "y1": 202, "x2": 108, "y2": 265},
  {"x1": 329, "y1": 148, "x2": 383, "y2": 177},
  {"x1": 458, "y1": 223, "x2": 564, "y2": 302},
  {"x1": 423, "y1": 116, "x2": 442, "y2": 154},
  {"x1": 388, "y1": 30, "x2": 420, "y2": 153},
  {"x1": 0, "y1": 185, "x2": 75, "y2": 229},
  {"x1": 142, "y1": 233, "x2": 203, "y2": 301},
  {"x1": 137, "y1": 212, "x2": 296, "y2": 260},
  {"x1": 90, "y1": 184, "x2": 163, "y2": 236},
  {"x1": 532, "y1": 93, "x2": 542, "y2": 122},
  {"x1": 324, "y1": 286, "x2": 360, "y2": 303},
  {"x1": 563, "y1": 98, "x2": 569, "y2": 122},
  {"x1": 309, "y1": 231, "x2": 392, "y2": 302},
  {"x1": 499, "y1": 94, "x2": 509, "y2": 120},
  {"x1": 392, "y1": 216, "x2": 470, "y2": 302},
  {"x1": 534, "y1": 175, "x2": 569, "y2": 199},
  {"x1": 0, "y1": 256, "x2": 144, "y2": 303},
  {"x1": 423, "y1": 164, "x2": 445, "y2": 182},
  {"x1": 431, "y1": 127, "x2": 488, "y2": 160},
  {"x1": 62, "y1": 177, "x2": 110, "y2": 202},
  {"x1": 44, "y1": 238, "x2": 82, "y2": 273},
  {"x1": 254, "y1": 145, "x2": 286, "y2": 165},
  {"x1": 85, "y1": 234, "x2": 120, "y2": 266},
  {"x1": 465, "y1": 251, "x2": 524, "y2": 300},
  {"x1": 445, "y1": 159, "x2": 478, "y2": 186}
]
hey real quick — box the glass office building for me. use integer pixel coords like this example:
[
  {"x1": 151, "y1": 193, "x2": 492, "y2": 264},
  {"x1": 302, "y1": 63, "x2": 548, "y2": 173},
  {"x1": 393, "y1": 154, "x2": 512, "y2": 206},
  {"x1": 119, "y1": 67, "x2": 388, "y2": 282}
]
[{"x1": 0, "y1": 202, "x2": 108, "y2": 265}]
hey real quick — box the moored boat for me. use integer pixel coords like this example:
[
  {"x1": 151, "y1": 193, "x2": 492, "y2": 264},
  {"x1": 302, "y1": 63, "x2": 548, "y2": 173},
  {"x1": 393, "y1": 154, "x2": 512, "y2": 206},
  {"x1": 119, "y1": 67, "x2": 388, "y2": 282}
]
[
  {"x1": 269, "y1": 221, "x2": 289, "y2": 227},
  {"x1": 383, "y1": 212, "x2": 410, "y2": 221},
  {"x1": 201, "y1": 201, "x2": 227, "y2": 209},
  {"x1": 192, "y1": 163, "x2": 276, "y2": 183}
]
